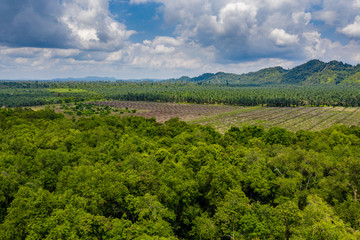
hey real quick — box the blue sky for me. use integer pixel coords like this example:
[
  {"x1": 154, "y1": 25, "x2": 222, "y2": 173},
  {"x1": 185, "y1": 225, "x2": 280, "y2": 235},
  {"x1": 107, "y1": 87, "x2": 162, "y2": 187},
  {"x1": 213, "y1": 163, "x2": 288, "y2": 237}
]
[{"x1": 0, "y1": 0, "x2": 360, "y2": 79}]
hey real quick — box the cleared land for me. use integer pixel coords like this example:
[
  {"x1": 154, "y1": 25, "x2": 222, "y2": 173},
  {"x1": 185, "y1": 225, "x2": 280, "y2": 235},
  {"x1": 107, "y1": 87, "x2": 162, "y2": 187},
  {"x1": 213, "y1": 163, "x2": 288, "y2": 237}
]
[{"x1": 91, "y1": 101, "x2": 360, "y2": 133}]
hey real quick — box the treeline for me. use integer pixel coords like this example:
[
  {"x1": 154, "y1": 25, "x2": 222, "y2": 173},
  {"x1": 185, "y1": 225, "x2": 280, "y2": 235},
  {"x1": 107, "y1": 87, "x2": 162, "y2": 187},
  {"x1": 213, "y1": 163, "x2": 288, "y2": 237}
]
[
  {"x1": 1, "y1": 108, "x2": 360, "y2": 239},
  {"x1": 94, "y1": 83, "x2": 360, "y2": 107},
  {"x1": 2, "y1": 80, "x2": 360, "y2": 107}
]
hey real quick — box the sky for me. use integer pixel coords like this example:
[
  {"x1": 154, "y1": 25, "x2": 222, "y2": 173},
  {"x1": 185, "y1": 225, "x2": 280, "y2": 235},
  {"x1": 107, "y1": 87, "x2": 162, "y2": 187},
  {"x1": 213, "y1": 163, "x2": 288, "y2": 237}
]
[{"x1": 1, "y1": 0, "x2": 360, "y2": 79}]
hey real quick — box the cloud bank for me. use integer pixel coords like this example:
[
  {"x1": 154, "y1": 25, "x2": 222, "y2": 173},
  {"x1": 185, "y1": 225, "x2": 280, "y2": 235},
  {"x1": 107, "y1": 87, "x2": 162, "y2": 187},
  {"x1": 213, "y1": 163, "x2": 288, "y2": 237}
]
[{"x1": 0, "y1": 0, "x2": 360, "y2": 79}]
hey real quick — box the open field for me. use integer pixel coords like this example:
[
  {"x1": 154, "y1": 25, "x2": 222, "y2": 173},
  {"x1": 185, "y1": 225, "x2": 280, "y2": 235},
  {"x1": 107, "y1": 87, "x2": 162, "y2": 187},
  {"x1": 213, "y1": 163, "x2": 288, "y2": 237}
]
[
  {"x1": 90, "y1": 101, "x2": 360, "y2": 133},
  {"x1": 48, "y1": 88, "x2": 89, "y2": 93}
]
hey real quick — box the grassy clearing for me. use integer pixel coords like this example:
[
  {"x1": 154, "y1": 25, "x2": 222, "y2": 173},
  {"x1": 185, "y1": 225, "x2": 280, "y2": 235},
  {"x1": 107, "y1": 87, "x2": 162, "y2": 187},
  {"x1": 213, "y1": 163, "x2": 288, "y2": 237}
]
[{"x1": 48, "y1": 88, "x2": 89, "y2": 93}]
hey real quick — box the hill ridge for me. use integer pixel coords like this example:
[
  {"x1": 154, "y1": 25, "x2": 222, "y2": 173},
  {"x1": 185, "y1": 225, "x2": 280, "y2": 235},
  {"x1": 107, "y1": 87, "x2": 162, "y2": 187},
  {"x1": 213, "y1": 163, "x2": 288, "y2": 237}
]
[{"x1": 175, "y1": 60, "x2": 360, "y2": 85}]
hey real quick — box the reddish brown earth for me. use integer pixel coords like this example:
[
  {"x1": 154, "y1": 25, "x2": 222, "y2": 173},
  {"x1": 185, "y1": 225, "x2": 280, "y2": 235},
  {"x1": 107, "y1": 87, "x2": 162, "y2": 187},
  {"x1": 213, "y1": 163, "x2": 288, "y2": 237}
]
[{"x1": 94, "y1": 100, "x2": 245, "y2": 122}]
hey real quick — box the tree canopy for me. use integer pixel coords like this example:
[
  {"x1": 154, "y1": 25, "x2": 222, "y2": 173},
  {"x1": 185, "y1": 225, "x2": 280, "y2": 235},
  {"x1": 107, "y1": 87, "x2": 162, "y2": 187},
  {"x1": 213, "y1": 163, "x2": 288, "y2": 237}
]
[{"x1": 0, "y1": 108, "x2": 360, "y2": 239}]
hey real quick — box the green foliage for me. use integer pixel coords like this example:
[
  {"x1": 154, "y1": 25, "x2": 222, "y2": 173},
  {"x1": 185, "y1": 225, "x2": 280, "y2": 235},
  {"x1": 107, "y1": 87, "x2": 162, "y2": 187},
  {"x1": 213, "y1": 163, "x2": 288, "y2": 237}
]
[
  {"x1": 0, "y1": 109, "x2": 360, "y2": 239},
  {"x1": 296, "y1": 195, "x2": 359, "y2": 239},
  {"x1": 281, "y1": 59, "x2": 326, "y2": 84},
  {"x1": 59, "y1": 102, "x2": 134, "y2": 117},
  {"x1": 4, "y1": 69, "x2": 360, "y2": 109}
]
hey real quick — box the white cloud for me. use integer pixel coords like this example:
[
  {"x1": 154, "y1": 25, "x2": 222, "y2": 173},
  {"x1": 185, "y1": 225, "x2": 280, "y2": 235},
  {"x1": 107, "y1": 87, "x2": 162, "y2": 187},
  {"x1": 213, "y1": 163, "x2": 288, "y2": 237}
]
[
  {"x1": 354, "y1": 0, "x2": 360, "y2": 8},
  {"x1": 128, "y1": 0, "x2": 319, "y2": 61},
  {"x1": 314, "y1": 0, "x2": 360, "y2": 27},
  {"x1": 269, "y1": 29, "x2": 299, "y2": 46},
  {"x1": 264, "y1": 0, "x2": 297, "y2": 10},
  {"x1": 0, "y1": 47, "x2": 80, "y2": 60},
  {"x1": 15, "y1": 58, "x2": 28, "y2": 64},
  {"x1": 2, "y1": 0, "x2": 360, "y2": 79},
  {"x1": 151, "y1": 36, "x2": 184, "y2": 46},
  {"x1": 0, "y1": 0, "x2": 136, "y2": 51},
  {"x1": 292, "y1": 12, "x2": 311, "y2": 25},
  {"x1": 301, "y1": 31, "x2": 360, "y2": 64},
  {"x1": 217, "y1": 2, "x2": 257, "y2": 34},
  {"x1": 115, "y1": 36, "x2": 212, "y2": 70},
  {"x1": 302, "y1": 31, "x2": 327, "y2": 59},
  {"x1": 61, "y1": 0, "x2": 135, "y2": 50},
  {"x1": 340, "y1": 16, "x2": 360, "y2": 38},
  {"x1": 314, "y1": 10, "x2": 337, "y2": 25}
]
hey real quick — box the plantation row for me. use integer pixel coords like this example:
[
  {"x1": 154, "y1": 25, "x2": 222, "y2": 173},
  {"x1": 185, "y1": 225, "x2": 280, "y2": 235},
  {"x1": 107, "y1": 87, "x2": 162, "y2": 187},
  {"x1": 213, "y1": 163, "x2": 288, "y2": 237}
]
[
  {"x1": 91, "y1": 83, "x2": 360, "y2": 107},
  {"x1": 193, "y1": 106, "x2": 360, "y2": 133}
]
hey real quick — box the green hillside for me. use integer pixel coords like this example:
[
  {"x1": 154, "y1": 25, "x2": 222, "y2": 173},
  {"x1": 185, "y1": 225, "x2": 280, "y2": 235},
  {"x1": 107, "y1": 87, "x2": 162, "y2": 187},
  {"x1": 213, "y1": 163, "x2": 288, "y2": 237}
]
[
  {"x1": 294, "y1": 60, "x2": 354, "y2": 85},
  {"x1": 179, "y1": 60, "x2": 360, "y2": 86}
]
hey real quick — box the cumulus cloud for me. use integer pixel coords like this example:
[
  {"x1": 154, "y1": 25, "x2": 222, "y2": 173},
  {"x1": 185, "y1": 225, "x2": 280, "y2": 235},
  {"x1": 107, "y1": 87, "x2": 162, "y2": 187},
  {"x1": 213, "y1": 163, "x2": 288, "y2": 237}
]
[
  {"x1": 61, "y1": 0, "x2": 135, "y2": 50},
  {"x1": 269, "y1": 29, "x2": 299, "y2": 46},
  {"x1": 314, "y1": 10, "x2": 337, "y2": 25},
  {"x1": 130, "y1": 0, "x2": 359, "y2": 65},
  {"x1": 216, "y1": 2, "x2": 257, "y2": 35},
  {"x1": 137, "y1": 0, "x2": 318, "y2": 61},
  {"x1": 314, "y1": 0, "x2": 360, "y2": 26},
  {"x1": 2, "y1": 0, "x2": 360, "y2": 79},
  {"x1": 0, "y1": 0, "x2": 134, "y2": 50},
  {"x1": 292, "y1": 12, "x2": 311, "y2": 25},
  {"x1": 301, "y1": 31, "x2": 360, "y2": 64},
  {"x1": 340, "y1": 16, "x2": 360, "y2": 38},
  {"x1": 106, "y1": 36, "x2": 211, "y2": 71},
  {"x1": 302, "y1": 31, "x2": 328, "y2": 59},
  {"x1": 188, "y1": 1, "x2": 260, "y2": 60}
]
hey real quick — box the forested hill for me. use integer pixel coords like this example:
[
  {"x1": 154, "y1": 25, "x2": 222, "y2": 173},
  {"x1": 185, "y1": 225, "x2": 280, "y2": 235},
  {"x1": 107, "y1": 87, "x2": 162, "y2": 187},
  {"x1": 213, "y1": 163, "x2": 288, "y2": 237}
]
[{"x1": 175, "y1": 60, "x2": 360, "y2": 86}]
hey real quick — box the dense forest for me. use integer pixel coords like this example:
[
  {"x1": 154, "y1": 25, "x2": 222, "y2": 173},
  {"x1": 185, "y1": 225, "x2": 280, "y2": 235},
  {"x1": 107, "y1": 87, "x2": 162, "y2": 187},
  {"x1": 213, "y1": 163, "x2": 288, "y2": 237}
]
[
  {"x1": 2, "y1": 81, "x2": 360, "y2": 108},
  {"x1": 1, "y1": 108, "x2": 360, "y2": 239}
]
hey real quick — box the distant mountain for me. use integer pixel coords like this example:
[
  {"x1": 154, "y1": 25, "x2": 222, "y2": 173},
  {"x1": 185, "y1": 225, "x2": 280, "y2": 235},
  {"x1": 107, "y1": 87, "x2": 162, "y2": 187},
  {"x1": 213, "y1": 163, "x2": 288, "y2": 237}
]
[
  {"x1": 50, "y1": 76, "x2": 163, "y2": 82},
  {"x1": 281, "y1": 60, "x2": 356, "y2": 84},
  {"x1": 51, "y1": 76, "x2": 118, "y2": 82},
  {"x1": 175, "y1": 60, "x2": 360, "y2": 86},
  {"x1": 239, "y1": 66, "x2": 287, "y2": 85},
  {"x1": 281, "y1": 59, "x2": 326, "y2": 84}
]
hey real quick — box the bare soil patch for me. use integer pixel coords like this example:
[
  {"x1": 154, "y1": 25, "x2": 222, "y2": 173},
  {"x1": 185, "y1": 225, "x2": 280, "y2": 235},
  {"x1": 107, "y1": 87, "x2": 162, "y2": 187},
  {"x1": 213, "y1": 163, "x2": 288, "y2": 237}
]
[{"x1": 94, "y1": 101, "x2": 248, "y2": 122}]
